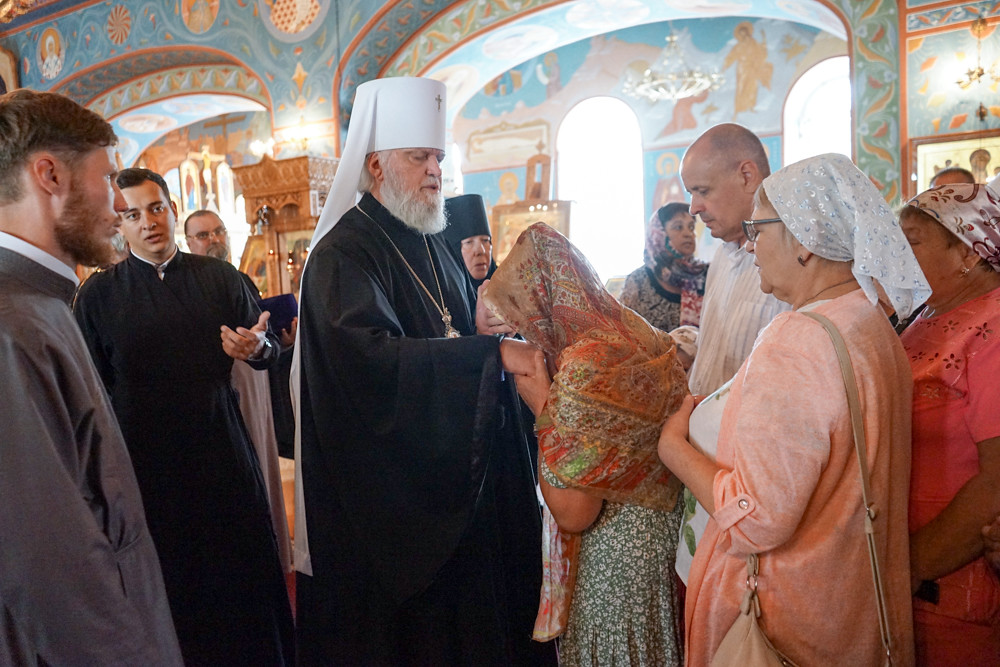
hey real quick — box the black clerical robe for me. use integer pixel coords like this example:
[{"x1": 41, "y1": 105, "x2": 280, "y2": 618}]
[
  {"x1": 73, "y1": 251, "x2": 293, "y2": 666},
  {"x1": 0, "y1": 247, "x2": 182, "y2": 665},
  {"x1": 296, "y1": 194, "x2": 553, "y2": 666}
]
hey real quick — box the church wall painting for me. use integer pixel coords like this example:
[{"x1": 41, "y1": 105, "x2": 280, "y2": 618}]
[
  {"x1": 900, "y1": 3, "x2": 1000, "y2": 196},
  {"x1": 0, "y1": 0, "x2": 342, "y2": 163},
  {"x1": 106, "y1": 5, "x2": 132, "y2": 46},
  {"x1": 0, "y1": 0, "x2": 918, "y2": 199},
  {"x1": 257, "y1": 0, "x2": 329, "y2": 42},
  {"x1": 0, "y1": 46, "x2": 16, "y2": 93},
  {"x1": 140, "y1": 109, "x2": 273, "y2": 177},
  {"x1": 453, "y1": 17, "x2": 826, "y2": 238},
  {"x1": 37, "y1": 25, "x2": 64, "y2": 80},
  {"x1": 179, "y1": 159, "x2": 203, "y2": 215},
  {"x1": 182, "y1": 0, "x2": 219, "y2": 35},
  {"x1": 461, "y1": 167, "x2": 528, "y2": 224},
  {"x1": 904, "y1": 20, "x2": 1000, "y2": 139}
]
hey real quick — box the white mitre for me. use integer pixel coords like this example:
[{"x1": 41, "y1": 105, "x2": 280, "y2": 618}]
[
  {"x1": 309, "y1": 76, "x2": 447, "y2": 249},
  {"x1": 292, "y1": 76, "x2": 446, "y2": 576}
]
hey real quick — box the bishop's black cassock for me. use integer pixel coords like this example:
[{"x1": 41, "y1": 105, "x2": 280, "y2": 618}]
[
  {"x1": 74, "y1": 251, "x2": 293, "y2": 666},
  {"x1": 296, "y1": 193, "x2": 554, "y2": 666}
]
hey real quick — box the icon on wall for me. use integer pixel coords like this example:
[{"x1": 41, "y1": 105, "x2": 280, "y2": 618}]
[
  {"x1": 182, "y1": 0, "x2": 219, "y2": 34},
  {"x1": 38, "y1": 26, "x2": 65, "y2": 81},
  {"x1": 0, "y1": 47, "x2": 17, "y2": 93}
]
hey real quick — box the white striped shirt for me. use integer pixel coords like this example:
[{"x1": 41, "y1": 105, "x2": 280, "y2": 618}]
[{"x1": 688, "y1": 241, "x2": 790, "y2": 395}]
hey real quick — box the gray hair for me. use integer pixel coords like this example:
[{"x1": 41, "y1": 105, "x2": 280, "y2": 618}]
[{"x1": 357, "y1": 149, "x2": 393, "y2": 193}]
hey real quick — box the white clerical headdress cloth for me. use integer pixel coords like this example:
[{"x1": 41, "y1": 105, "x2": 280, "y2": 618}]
[
  {"x1": 308, "y1": 76, "x2": 446, "y2": 250},
  {"x1": 292, "y1": 76, "x2": 446, "y2": 576}
]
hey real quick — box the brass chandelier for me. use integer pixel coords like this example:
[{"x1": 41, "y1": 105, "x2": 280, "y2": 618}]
[{"x1": 955, "y1": 14, "x2": 1000, "y2": 121}]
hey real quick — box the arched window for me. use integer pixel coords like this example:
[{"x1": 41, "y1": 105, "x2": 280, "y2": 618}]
[
  {"x1": 557, "y1": 96, "x2": 644, "y2": 282},
  {"x1": 783, "y1": 56, "x2": 852, "y2": 165}
]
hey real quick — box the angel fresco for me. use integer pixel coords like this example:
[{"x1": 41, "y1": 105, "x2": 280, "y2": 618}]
[{"x1": 723, "y1": 22, "x2": 773, "y2": 117}]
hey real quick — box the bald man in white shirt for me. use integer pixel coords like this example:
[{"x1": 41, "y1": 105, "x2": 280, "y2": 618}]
[{"x1": 681, "y1": 123, "x2": 790, "y2": 395}]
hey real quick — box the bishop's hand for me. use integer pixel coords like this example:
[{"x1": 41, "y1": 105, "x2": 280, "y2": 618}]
[{"x1": 221, "y1": 310, "x2": 270, "y2": 360}]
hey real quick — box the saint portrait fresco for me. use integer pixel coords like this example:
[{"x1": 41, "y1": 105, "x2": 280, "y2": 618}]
[
  {"x1": 38, "y1": 27, "x2": 64, "y2": 80},
  {"x1": 182, "y1": 0, "x2": 219, "y2": 35}
]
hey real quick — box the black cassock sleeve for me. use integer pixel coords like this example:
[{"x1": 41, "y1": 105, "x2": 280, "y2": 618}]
[{"x1": 299, "y1": 238, "x2": 504, "y2": 605}]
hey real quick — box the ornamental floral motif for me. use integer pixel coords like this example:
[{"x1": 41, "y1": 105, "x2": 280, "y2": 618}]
[
  {"x1": 942, "y1": 352, "x2": 963, "y2": 370},
  {"x1": 971, "y1": 322, "x2": 993, "y2": 340},
  {"x1": 106, "y1": 5, "x2": 131, "y2": 46}
]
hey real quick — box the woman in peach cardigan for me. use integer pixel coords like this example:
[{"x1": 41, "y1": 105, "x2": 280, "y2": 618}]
[{"x1": 658, "y1": 154, "x2": 925, "y2": 665}]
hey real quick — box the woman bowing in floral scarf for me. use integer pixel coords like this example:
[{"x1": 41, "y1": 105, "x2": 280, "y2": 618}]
[{"x1": 484, "y1": 223, "x2": 689, "y2": 666}]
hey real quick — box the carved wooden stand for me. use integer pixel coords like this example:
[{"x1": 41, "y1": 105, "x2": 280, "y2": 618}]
[{"x1": 232, "y1": 155, "x2": 337, "y2": 297}]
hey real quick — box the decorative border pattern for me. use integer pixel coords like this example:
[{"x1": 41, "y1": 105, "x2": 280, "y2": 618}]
[
  {"x1": 54, "y1": 48, "x2": 237, "y2": 104},
  {"x1": 838, "y1": 0, "x2": 902, "y2": 202},
  {"x1": 906, "y1": 1, "x2": 1000, "y2": 33},
  {"x1": 85, "y1": 65, "x2": 270, "y2": 119}
]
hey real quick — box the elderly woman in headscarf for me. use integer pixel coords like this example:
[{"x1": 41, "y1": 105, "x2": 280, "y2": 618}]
[
  {"x1": 483, "y1": 223, "x2": 689, "y2": 665},
  {"x1": 897, "y1": 183, "x2": 1000, "y2": 666},
  {"x1": 621, "y1": 202, "x2": 708, "y2": 332},
  {"x1": 657, "y1": 154, "x2": 925, "y2": 665}
]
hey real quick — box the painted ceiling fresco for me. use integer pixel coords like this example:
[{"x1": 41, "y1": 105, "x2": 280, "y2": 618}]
[
  {"x1": 2, "y1": 0, "x2": 847, "y2": 142},
  {"x1": 5, "y1": 0, "x2": 980, "y2": 200},
  {"x1": 455, "y1": 17, "x2": 834, "y2": 160}
]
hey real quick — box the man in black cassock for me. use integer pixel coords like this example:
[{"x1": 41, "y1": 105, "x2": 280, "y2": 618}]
[
  {"x1": 0, "y1": 90, "x2": 182, "y2": 664},
  {"x1": 294, "y1": 77, "x2": 555, "y2": 665},
  {"x1": 74, "y1": 169, "x2": 294, "y2": 666},
  {"x1": 184, "y1": 208, "x2": 294, "y2": 575}
]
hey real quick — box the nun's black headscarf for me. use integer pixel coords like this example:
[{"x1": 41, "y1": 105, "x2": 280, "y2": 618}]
[{"x1": 442, "y1": 194, "x2": 497, "y2": 290}]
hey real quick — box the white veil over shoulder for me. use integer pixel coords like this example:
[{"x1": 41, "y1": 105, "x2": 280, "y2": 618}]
[{"x1": 291, "y1": 77, "x2": 446, "y2": 575}]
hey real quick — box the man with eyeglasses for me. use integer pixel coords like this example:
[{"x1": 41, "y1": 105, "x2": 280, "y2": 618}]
[
  {"x1": 73, "y1": 169, "x2": 294, "y2": 665},
  {"x1": 184, "y1": 209, "x2": 231, "y2": 260},
  {"x1": 680, "y1": 123, "x2": 790, "y2": 395},
  {"x1": 183, "y1": 208, "x2": 294, "y2": 577}
]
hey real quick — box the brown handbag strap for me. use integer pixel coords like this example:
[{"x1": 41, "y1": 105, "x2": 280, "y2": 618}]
[{"x1": 802, "y1": 311, "x2": 893, "y2": 665}]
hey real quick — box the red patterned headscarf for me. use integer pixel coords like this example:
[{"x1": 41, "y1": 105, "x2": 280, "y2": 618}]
[
  {"x1": 484, "y1": 222, "x2": 688, "y2": 640},
  {"x1": 483, "y1": 222, "x2": 687, "y2": 510},
  {"x1": 907, "y1": 184, "x2": 1000, "y2": 272}
]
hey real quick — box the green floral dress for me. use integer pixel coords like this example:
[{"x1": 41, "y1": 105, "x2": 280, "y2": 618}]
[{"x1": 543, "y1": 464, "x2": 683, "y2": 666}]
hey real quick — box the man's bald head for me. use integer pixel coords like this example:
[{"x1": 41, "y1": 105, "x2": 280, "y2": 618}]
[
  {"x1": 686, "y1": 123, "x2": 771, "y2": 177},
  {"x1": 681, "y1": 123, "x2": 770, "y2": 244},
  {"x1": 930, "y1": 166, "x2": 975, "y2": 187}
]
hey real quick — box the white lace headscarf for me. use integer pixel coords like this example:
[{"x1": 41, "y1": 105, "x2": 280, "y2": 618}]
[{"x1": 761, "y1": 153, "x2": 931, "y2": 318}]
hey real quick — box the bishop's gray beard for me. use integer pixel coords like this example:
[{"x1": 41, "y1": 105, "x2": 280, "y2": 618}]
[{"x1": 379, "y1": 167, "x2": 447, "y2": 235}]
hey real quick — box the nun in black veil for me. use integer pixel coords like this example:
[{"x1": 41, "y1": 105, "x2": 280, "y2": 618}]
[{"x1": 443, "y1": 194, "x2": 497, "y2": 290}]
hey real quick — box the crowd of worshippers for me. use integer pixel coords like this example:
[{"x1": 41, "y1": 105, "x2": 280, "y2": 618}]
[{"x1": 1, "y1": 79, "x2": 999, "y2": 667}]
